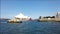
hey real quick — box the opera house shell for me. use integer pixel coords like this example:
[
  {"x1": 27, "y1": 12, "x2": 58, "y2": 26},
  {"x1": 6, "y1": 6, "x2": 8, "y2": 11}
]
[{"x1": 15, "y1": 13, "x2": 31, "y2": 20}]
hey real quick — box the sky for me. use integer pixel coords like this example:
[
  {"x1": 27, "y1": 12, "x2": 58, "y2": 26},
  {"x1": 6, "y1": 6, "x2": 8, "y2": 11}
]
[{"x1": 1, "y1": 0, "x2": 60, "y2": 19}]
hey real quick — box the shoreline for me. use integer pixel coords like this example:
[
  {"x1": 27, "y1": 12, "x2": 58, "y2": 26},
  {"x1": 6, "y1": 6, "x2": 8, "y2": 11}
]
[{"x1": 38, "y1": 18, "x2": 60, "y2": 22}]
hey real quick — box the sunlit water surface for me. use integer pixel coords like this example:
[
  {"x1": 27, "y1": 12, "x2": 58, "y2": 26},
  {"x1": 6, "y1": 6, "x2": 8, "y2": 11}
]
[{"x1": 0, "y1": 20, "x2": 60, "y2": 34}]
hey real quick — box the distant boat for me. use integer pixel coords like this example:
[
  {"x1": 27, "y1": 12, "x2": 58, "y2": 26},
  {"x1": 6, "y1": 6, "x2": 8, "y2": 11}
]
[{"x1": 7, "y1": 19, "x2": 22, "y2": 23}]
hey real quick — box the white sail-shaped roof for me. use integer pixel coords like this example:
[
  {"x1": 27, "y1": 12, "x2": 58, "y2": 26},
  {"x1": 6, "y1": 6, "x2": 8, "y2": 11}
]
[{"x1": 15, "y1": 13, "x2": 30, "y2": 18}]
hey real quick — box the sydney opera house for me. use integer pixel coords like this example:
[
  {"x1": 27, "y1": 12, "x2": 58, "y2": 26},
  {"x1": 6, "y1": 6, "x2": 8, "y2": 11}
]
[
  {"x1": 15, "y1": 13, "x2": 31, "y2": 20},
  {"x1": 8, "y1": 13, "x2": 31, "y2": 23}
]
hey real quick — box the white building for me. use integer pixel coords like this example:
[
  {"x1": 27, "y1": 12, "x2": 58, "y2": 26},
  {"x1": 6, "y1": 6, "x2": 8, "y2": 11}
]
[{"x1": 15, "y1": 13, "x2": 31, "y2": 20}]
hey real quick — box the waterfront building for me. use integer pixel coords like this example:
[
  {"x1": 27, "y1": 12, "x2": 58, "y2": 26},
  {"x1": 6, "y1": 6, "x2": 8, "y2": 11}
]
[
  {"x1": 55, "y1": 12, "x2": 60, "y2": 18},
  {"x1": 15, "y1": 13, "x2": 31, "y2": 20},
  {"x1": 8, "y1": 13, "x2": 32, "y2": 23}
]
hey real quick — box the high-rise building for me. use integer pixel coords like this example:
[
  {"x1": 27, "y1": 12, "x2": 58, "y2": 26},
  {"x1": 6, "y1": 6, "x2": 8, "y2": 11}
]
[{"x1": 55, "y1": 12, "x2": 60, "y2": 18}]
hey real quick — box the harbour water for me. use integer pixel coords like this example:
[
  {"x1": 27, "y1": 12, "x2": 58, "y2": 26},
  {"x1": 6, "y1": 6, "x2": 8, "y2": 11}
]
[{"x1": 0, "y1": 20, "x2": 60, "y2": 34}]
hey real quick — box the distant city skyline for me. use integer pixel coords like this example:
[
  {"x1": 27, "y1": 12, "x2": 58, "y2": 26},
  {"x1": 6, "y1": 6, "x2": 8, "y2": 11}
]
[{"x1": 1, "y1": 0, "x2": 60, "y2": 19}]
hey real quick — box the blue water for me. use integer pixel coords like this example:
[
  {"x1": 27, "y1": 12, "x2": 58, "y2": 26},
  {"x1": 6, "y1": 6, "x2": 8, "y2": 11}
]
[{"x1": 0, "y1": 20, "x2": 60, "y2": 34}]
